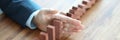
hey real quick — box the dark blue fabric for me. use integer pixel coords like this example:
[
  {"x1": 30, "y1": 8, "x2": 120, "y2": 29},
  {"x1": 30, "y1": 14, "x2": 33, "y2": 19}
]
[{"x1": 0, "y1": 0, "x2": 41, "y2": 27}]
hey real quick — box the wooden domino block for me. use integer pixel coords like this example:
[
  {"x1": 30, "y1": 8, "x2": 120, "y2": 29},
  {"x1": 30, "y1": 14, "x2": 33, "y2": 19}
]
[
  {"x1": 82, "y1": 0, "x2": 98, "y2": 10},
  {"x1": 51, "y1": 19, "x2": 63, "y2": 40},
  {"x1": 69, "y1": 9, "x2": 75, "y2": 14},
  {"x1": 78, "y1": 5, "x2": 86, "y2": 13},
  {"x1": 66, "y1": 5, "x2": 87, "y2": 19},
  {"x1": 40, "y1": 32, "x2": 48, "y2": 40},
  {"x1": 72, "y1": 6, "x2": 78, "y2": 10},
  {"x1": 67, "y1": 13, "x2": 81, "y2": 20},
  {"x1": 67, "y1": 7, "x2": 84, "y2": 20},
  {"x1": 89, "y1": 0, "x2": 97, "y2": 4},
  {"x1": 82, "y1": 0, "x2": 94, "y2": 8},
  {"x1": 66, "y1": 13, "x2": 72, "y2": 17},
  {"x1": 47, "y1": 25, "x2": 55, "y2": 40}
]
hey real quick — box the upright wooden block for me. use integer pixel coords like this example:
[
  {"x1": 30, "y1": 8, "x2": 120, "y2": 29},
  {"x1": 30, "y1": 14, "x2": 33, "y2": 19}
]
[
  {"x1": 51, "y1": 19, "x2": 63, "y2": 40},
  {"x1": 68, "y1": 7, "x2": 85, "y2": 20},
  {"x1": 89, "y1": 0, "x2": 97, "y2": 4},
  {"x1": 66, "y1": 13, "x2": 72, "y2": 17},
  {"x1": 40, "y1": 32, "x2": 48, "y2": 40},
  {"x1": 47, "y1": 25, "x2": 55, "y2": 40}
]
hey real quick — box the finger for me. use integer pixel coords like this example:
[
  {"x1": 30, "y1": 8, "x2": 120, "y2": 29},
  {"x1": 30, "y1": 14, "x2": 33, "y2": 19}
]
[
  {"x1": 40, "y1": 8, "x2": 58, "y2": 15},
  {"x1": 69, "y1": 24, "x2": 84, "y2": 32},
  {"x1": 53, "y1": 13, "x2": 83, "y2": 29}
]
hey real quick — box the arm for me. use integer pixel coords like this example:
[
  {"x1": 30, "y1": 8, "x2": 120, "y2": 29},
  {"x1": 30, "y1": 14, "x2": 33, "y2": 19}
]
[
  {"x1": 0, "y1": 0, "x2": 41, "y2": 29},
  {"x1": 0, "y1": 0, "x2": 83, "y2": 32}
]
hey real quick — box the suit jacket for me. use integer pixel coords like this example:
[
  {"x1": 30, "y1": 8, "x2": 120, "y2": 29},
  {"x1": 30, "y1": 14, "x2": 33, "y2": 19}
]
[{"x1": 0, "y1": 0, "x2": 41, "y2": 27}]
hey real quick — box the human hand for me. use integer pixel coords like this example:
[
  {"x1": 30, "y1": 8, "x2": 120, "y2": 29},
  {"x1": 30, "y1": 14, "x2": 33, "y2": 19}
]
[{"x1": 33, "y1": 9, "x2": 84, "y2": 33}]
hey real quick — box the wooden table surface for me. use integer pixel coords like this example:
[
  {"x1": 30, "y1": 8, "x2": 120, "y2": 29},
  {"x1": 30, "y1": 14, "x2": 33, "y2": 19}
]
[{"x1": 0, "y1": 0, "x2": 120, "y2": 40}]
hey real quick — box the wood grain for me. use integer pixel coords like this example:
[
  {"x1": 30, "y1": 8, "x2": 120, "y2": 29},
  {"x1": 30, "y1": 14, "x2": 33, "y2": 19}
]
[
  {"x1": 0, "y1": 0, "x2": 120, "y2": 40},
  {"x1": 69, "y1": 0, "x2": 120, "y2": 40}
]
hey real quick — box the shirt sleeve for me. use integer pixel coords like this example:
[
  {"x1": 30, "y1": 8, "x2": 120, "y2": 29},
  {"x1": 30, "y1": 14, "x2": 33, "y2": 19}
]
[{"x1": 26, "y1": 9, "x2": 40, "y2": 29}]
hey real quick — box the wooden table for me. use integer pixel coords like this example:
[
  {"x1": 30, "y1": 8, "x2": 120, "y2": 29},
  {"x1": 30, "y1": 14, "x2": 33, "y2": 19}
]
[
  {"x1": 0, "y1": 0, "x2": 120, "y2": 40},
  {"x1": 69, "y1": 0, "x2": 120, "y2": 40}
]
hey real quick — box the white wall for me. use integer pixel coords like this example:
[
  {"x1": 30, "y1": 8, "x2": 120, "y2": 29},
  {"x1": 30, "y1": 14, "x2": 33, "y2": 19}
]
[
  {"x1": 34, "y1": 0, "x2": 82, "y2": 13},
  {"x1": 0, "y1": 0, "x2": 83, "y2": 15}
]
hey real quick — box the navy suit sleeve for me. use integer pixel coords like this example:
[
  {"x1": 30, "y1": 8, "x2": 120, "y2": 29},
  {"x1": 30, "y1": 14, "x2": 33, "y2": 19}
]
[{"x1": 0, "y1": 0, "x2": 41, "y2": 27}]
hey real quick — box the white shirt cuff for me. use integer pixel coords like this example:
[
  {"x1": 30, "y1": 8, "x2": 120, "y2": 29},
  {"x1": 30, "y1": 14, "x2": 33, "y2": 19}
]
[
  {"x1": 0, "y1": 8, "x2": 3, "y2": 15},
  {"x1": 26, "y1": 9, "x2": 40, "y2": 29},
  {"x1": 26, "y1": 8, "x2": 57, "y2": 29}
]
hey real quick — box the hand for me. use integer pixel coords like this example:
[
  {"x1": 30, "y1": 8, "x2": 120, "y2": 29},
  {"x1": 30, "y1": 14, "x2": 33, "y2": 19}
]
[{"x1": 33, "y1": 9, "x2": 84, "y2": 33}]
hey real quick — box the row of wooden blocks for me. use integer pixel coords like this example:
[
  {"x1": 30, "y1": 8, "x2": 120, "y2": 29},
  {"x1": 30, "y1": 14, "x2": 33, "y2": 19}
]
[
  {"x1": 66, "y1": 0, "x2": 97, "y2": 20},
  {"x1": 40, "y1": 19, "x2": 63, "y2": 40},
  {"x1": 39, "y1": 0, "x2": 98, "y2": 40}
]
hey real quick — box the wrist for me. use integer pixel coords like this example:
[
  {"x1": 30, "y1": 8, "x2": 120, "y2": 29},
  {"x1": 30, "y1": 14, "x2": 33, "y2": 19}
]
[
  {"x1": 33, "y1": 11, "x2": 48, "y2": 31},
  {"x1": 33, "y1": 9, "x2": 59, "y2": 31}
]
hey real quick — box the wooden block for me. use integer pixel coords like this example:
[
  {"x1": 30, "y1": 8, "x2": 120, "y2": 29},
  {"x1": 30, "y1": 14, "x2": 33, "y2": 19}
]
[
  {"x1": 51, "y1": 19, "x2": 63, "y2": 40},
  {"x1": 82, "y1": 0, "x2": 88, "y2": 5},
  {"x1": 83, "y1": 0, "x2": 97, "y2": 8},
  {"x1": 66, "y1": 13, "x2": 72, "y2": 17},
  {"x1": 47, "y1": 25, "x2": 55, "y2": 40},
  {"x1": 77, "y1": 5, "x2": 86, "y2": 13},
  {"x1": 73, "y1": 7, "x2": 85, "y2": 15},
  {"x1": 89, "y1": 0, "x2": 97, "y2": 4},
  {"x1": 68, "y1": 13, "x2": 81, "y2": 20},
  {"x1": 67, "y1": 6, "x2": 85, "y2": 20},
  {"x1": 69, "y1": 9, "x2": 75, "y2": 14},
  {"x1": 75, "y1": 8, "x2": 84, "y2": 16},
  {"x1": 40, "y1": 32, "x2": 48, "y2": 40},
  {"x1": 77, "y1": 0, "x2": 97, "y2": 11},
  {"x1": 84, "y1": 0, "x2": 92, "y2": 7},
  {"x1": 79, "y1": 4, "x2": 87, "y2": 9},
  {"x1": 78, "y1": 4, "x2": 88, "y2": 12},
  {"x1": 72, "y1": 6, "x2": 78, "y2": 10}
]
